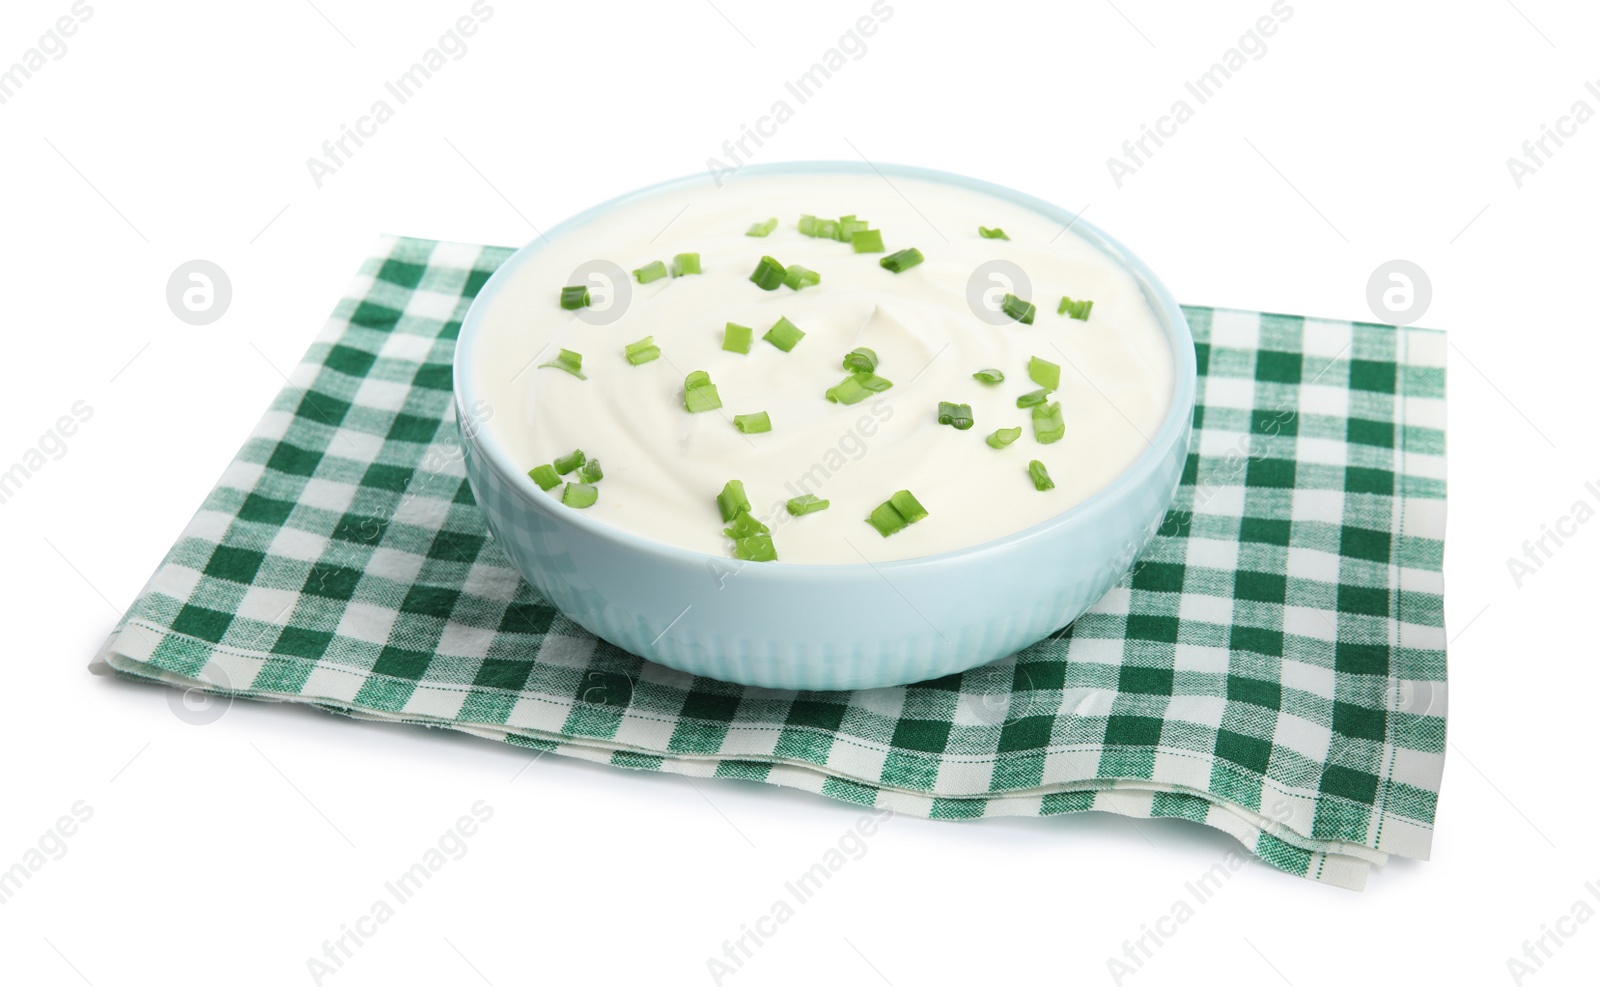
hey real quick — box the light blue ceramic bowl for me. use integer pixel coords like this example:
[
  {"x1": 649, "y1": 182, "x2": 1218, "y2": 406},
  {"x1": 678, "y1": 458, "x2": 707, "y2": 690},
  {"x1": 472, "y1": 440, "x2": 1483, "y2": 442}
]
[{"x1": 455, "y1": 162, "x2": 1194, "y2": 691}]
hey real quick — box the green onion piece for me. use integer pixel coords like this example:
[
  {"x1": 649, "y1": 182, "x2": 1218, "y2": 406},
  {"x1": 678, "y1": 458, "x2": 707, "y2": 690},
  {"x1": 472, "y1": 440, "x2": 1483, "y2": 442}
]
[
  {"x1": 937, "y1": 401, "x2": 975, "y2": 430},
  {"x1": 671, "y1": 252, "x2": 701, "y2": 277},
  {"x1": 750, "y1": 255, "x2": 787, "y2": 291},
  {"x1": 798, "y1": 214, "x2": 818, "y2": 236},
  {"x1": 865, "y1": 489, "x2": 928, "y2": 537},
  {"x1": 734, "y1": 533, "x2": 778, "y2": 562},
  {"x1": 1001, "y1": 293, "x2": 1036, "y2": 325},
  {"x1": 1016, "y1": 388, "x2": 1050, "y2": 408},
  {"x1": 1028, "y1": 460, "x2": 1054, "y2": 491},
  {"x1": 843, "y1": 347, "x2": 879, "y2": 373},
  {"x1": 814, "y1": 219, "x2": 839, "y2": 240},
  {"x1": 722, "y1": 322, "x2": 753, "y2": 354},
  {"x1": 824, "y1": 372, "x2": 894, "y2": 405},
  {"x1": 539, "y1": 348, "x2": 586, "y2": 379},
  {"x1": 553, "y1": 449, "x2": 586, "y2": 474},
  {"x1": 1058, "y1": 296, "x2": 1095, "y2": 321},
  {"x1": 578, "y1": 459, "x2": 603, "y2": 483},
  {"x1": 528, "y1": 464, "x2": 561, "y2": 490},
  {"x1": 732, "y1": 411, "x2": 772, "y2": 434},
  {"x1": 978, "y1": 226, "x2": 1010, "y2": 240},
  {"x1": 717, "y1": 480, "x2": 751, "y2": 522},
  {"x1": 559, "y1": 285, "x2": 590, "y2": 309},
  {"x1": 889, "y1": 490, "x2": 928, "y2": 523},
  {"x1": 684, "y1": 370, "x2": 722, "y2": 413},
  {"x1": 763, "y1": 316, "x2": 805, "y2": 352},
  {"x1": 972, "y1": 369, "x2": 1005, "y2": 384},
  {"x1": 747, "y1": 217, "x2": 779, "y2": 237},
  {"x1": 837, "y1": 216, "x2": 867, "y2": 242},
  {"x1": 786, "y1": 494, "x2": 830, "y2": 516},
  {"x1": 633, "y1": 260, "x2": 668, "y2": 284},
  {"x1": 986, "y1": 427, "x2": 1023, "y2": 449},
  {"x1": 624, "y1": 336, "x2": 661, "y2": 366},
  {"x1": 723, "y1": 510, "x2": 771, "y2": 539},
  {"x1": 1033, "y1": 401, "x2": 1065, "y2": 444},
  {"x1": 561, "y1": 482, "x2": 598, "y2": 508},
  {"x1": 1028, "y1": 355, "x2": 1061, "y2": 391},
  {"x1": 782, "y1": 264, "x2": 821, "y2": 290},
  {"x1": 879, "y1": 248, "x2": 924, "y2": 273},
  {"x1": 851, "y1": 229, "x2": 885, "y2": 253}
]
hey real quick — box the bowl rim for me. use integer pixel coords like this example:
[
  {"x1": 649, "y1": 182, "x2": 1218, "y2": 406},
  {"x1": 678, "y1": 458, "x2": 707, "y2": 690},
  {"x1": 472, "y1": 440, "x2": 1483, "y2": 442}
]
[{"x1": 454, "y1": 160, "x2": 1196, "y2": 574}]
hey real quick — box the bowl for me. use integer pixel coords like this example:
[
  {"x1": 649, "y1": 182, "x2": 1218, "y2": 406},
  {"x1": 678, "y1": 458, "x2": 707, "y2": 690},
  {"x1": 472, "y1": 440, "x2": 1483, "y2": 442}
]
[{"x1": 454, "y1": 161, "x2": 1195, "y2": 691}]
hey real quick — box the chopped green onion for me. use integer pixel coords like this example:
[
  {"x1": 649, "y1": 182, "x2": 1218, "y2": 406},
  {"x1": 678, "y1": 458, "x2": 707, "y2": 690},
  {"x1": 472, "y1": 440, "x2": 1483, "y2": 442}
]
[
  {"x1": 750, "y1": 255, "x2": 787, "y2": 291},
  {"x1": 889, "y1": 490, "x2": 928, "y2": 523},
  {"x1": 624, "y1": 336, "x2": 661, "y2": 366},
  {"x1": 1028, "y1": 460, "x2": 1054, "y2": 491},
  {"x1": 843, "y1": 348, "x2": 879, "y2": 373},
  {"x1": 724, "y1": 510, "x2": 770, "y2": 539},
  {"x1": 986, "y1": 427, "x2": 1023, "y2": 449},
  {"x1": 1016, "y1": 388, "x2": 1050, "y2": 408},
  {"x1": 553, "y1": 449, "x2": 586, "y2": 474},
  {"x1": 798, "y1": 214, "x2": 818, "y2": 236},
  {"x1": 671, "y1": 252, "x2": 701, "y2": 277},
  {"x1": 782, "y1": 264, "x2": 821, "y2": 290},
  {"x1": 937, "y1": 401, "x2": 974, "y2": 430},
  {"x1": 1028, "y1": 356, "x2": 1061, "y2": 391},
  {"x1": 1058, "y1": 296, "x2": 1094, "y2": 321},
  {"x1": 1033, "y1": 401, "x2": 1065, "y2": 444},
  {"x1": 851, "y1": 229, "x2": 885, "y2": 253},
  {"x1": 528, "y1": 464, "x2": 561, "y2": 490},
  {"x1": 814, "y1": 218, "x2": 839, "y2": 240},
  {"x1": 880, "y1": 248, "x2": 924, "y2": 273},
  {"x1": 786, "y1": 494, "x2": 830, "y2": 516},
  {"x1": 747, "y1": 217, "x2": 779, "y2": 237},
  {"x1": 979, "y1": 226, "x2": 1009, "y2": 240},
  {"x1": 717, "y1": 480, "x2": 751, "y2": 523},
  {"x1": 1001, "y1": 293, "x2": 1036, "y2": 325},
  {"x1": 972, "y1": 369, "x2": 1005, "y2": 384},
  {"x1": 733, "y1": 411, "x2": 772, "y2": 434},
  {"x1": 825, "y1": 372, "x2": 894, "y2": 405},
  {"x1": 559, "y1": 285, "x2": 590, "y2": 309},
  {"x1": 866, "y1": 489, "x2": 928, "y2": 537},
  {"x1": 539, "y1": 348, "x2": 586, "y2": 379},
  {"x1": 561, "y1": 482, "x2": 598, "y2": 508},
  {"x1": 734, "y1": 533, "x2": 777, "y2": 562},
  {"x1": 837, "y1": 217, "x2": 869, "y2": 242},
  {"x1": 722, "y1": 322, "x2": 753, "y2": 354},
  {"x1": 633, "y1": 260, "x2": 668, "y2": 284},
  {"x1": 578, "y1": 459, "x2": 604, "y2": 483},
  {"x1": 684, "y1": 370, "x2": 722, "y2": 413},
  {"x1": 763, "y1": 316, "x2": 805, "y2": 352}
]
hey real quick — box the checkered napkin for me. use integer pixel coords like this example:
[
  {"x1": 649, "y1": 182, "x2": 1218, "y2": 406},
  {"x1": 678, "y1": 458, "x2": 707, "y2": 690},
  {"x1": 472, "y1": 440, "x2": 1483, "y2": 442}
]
[{"x1": 96, "y1": 235, "x2": 1448, "y2": 890}]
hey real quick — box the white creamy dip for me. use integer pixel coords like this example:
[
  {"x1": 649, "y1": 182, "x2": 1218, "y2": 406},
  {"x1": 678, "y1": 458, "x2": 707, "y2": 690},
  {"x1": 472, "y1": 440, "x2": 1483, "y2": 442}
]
[{"x1": 471, "y1": 171, "x2": 1174, "y2": 564}]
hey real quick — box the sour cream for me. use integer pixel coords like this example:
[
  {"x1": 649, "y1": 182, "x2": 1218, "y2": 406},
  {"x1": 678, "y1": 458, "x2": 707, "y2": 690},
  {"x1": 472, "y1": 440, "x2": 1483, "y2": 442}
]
[{"x1": 471, "y1": 171, "x2": 1174, "y2": 564}]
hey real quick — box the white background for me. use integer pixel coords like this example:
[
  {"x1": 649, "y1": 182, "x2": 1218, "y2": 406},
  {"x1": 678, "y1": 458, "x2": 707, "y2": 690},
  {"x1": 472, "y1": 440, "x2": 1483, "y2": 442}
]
[{"x1": 2, "y1": 0, "x2": 1596, "y2": 984}]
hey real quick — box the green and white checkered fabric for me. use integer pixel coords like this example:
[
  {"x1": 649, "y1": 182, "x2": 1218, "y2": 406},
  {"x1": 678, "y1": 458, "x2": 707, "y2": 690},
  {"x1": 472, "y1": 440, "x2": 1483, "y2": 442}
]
[{"x1": 98, "y1": 235, "x2": 1448, "y2": 889}]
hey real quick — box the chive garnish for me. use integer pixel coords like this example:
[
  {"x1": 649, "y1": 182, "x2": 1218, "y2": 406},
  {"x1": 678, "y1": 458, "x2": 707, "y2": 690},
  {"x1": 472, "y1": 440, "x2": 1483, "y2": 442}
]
[
  {"x1": 786, "y1": 494, "x2": 830, "y2": 516},
  {"x1": 717, "y1": 480, "x2": 751, "y2": 523},
  {"x1": 578, "y1": 459, "x2": 604, "y2": 483},
  {"x1": 979, "y1": 226, "x2": 1010, "y2": 240},
  {"x1": 561, "y1": 482, "x2": 598, "y2": 508},
  {"x1": 851, "y1": 229, "x2": 885, "y2": 253},
  {"x1": 798, "y1": 215, "x2": 818, "y2": 236},
  {"x1": 837, "y1": 216, "x2": 869, "y2": 242},
  {"x1": 782, "y1": 264, "x2": 821, "y2": 290},
  {"x1": 1016, "y1": 388, "x2": 1050, "y2": 408},
  {"x1": 633, "y1": 260, "x2": 668, "y2": 284},
  {"x1": 1028, "y1": 356, "x2": 1061, "y2": 391},
  {"x1": 1033, "y1": 401, "x2": 1065, "y2": 444},
  {"x1": 843, "y1": 348, "x2": 879, "y2": 373},
  {"x1": 684, "y1": 370, "x2": 723, "y2": 413},
  {"x1": 937, "y1": 401, "x2": 974, "y2": 430},
  {"x1": 750, "y1": 255, "x2": 787, "y2": 291},
  {"x1": 528, "y1": 464, "x2": 561, "y2": 490},
  {"x1": 734, "y1": 533, "x2": 777, "y2": 562},
  {"x1": 747, "y1": 217, "x2": 779, "y2": 237},
  {"x1": 539, "y1": 349, "x2": 586, "y2": 379},
  {"x1": 824, "y1": 372, "x2": 894, "y2": 405},
  {"x1": 722, "y1": 322, "x2": 753, "y2": 354},
  {"x1": 724, "y1": 511, "x2": 770, "y2": 539},
  {"x1": 625, "y1": 336, "x2": 661, "y2": 365},
  {"x1": 880, "y1": 248, "x2": 924, "y2": 273},
  {"x1": 972, "y1": 369, "x2": 1005, "y2": 384},
  {"x1": 814, "y1": 218, "x2": 839, "y2": 240},
  {"x1": 986, "y1": 427, "x2": 1023, "y2": 449},
  {"x1": 671, "y1": 253, "x2": 701, "y2": 277},
  {"x1": 559, "y1": 285, "x2": 590, "y2": 309},
  {"x1": 763, "y1": 316, "x2": 806, "y2": 352},
  {"x1": 1001, "y1": 293, "x2": 1036, "y2": 324},
  {"x1": 553, "y1": 449, "x2": 586, "y2": 474},
  {"x1": 1028, "y1": 460, "x2": 1054, "y2": 491},
  {"x1": 733, "y1": 411, "x2": 772, "y2": 434},
  {"x1": 890, "y1": 490, "x2": 928, "y2": 523},
  {"x1": 866, "y1": 489, "x2": 928, "y2": 537},
  {"x1": 1058, "y1": 296, "x2": 1094, "y2": 321}
]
